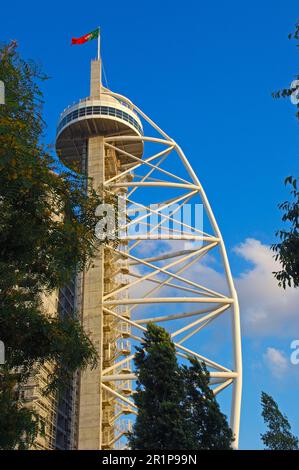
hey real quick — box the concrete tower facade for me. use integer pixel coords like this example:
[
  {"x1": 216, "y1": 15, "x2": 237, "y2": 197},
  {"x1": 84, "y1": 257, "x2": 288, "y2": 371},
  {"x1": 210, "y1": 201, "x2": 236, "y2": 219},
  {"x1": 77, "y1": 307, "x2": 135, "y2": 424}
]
[{"x1": 56, "y1": 58, "x2": 143, "y2": 449}]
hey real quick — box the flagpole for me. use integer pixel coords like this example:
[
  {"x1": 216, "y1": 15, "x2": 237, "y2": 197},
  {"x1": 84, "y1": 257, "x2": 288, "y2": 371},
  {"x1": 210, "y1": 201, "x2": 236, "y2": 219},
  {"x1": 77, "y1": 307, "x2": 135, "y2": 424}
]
[{"x1": 97, "y1": 27, "x2": 100, "y2": 61}]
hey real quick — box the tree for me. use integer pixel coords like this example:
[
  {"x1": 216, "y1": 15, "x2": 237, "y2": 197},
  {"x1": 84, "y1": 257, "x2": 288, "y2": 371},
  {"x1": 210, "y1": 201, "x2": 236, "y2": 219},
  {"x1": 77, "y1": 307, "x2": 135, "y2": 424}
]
[
  {"x1": 261, "y1": 392, "x2": 298, "y2": 450},
  {"x1": 128, "y1": 323, "x2": 190, "y2": 450},
  {"x1": 0, "y1": 41, "x2": 105, "y2": 448},
  {"x1": 272, "y1": 21, "x2": 299, "y2": 288},
  {"x1": 128, "y1": 323, "x2": 233, "y2": 450},
  {"x1": 181, "y1": 357, "x2": 233, "y2": 450},
  {"x1": 0, "y1": 371, "x2": 39, "y2": 450},
  {"x1": 272, "y1": 176, "x2": 299, "y2": 288}
]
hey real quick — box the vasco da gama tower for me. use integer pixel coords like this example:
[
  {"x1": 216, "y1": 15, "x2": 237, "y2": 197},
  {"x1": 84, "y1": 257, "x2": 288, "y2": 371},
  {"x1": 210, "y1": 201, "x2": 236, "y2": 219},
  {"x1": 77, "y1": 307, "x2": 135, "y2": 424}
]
[{"x1": 54, "y1": 45, "x2": 242, "y2": 450}]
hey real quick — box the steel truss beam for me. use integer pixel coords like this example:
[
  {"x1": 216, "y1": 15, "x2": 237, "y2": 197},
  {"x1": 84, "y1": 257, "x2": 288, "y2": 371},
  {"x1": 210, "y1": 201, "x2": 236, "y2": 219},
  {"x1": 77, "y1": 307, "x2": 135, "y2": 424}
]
[{"x1": 99, "y1": 87, "x2": 242, "y2": 449}]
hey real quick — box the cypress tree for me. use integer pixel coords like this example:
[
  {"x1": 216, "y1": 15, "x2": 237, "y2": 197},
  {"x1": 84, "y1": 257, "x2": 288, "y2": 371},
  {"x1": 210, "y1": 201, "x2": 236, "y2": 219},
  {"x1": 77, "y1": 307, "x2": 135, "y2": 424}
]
[
  {"x1": 261, "y1": 392, "x2": 298, "y2": 450},
  {"x1": 181, "y1": 357, "x2": 233, "y2": 449},
  {"x1": 129, "y1": 323, "x2": 234, "y2": 450},
  {"x1": 128, "y1": 323, "x2": 191, "y2": 450}
]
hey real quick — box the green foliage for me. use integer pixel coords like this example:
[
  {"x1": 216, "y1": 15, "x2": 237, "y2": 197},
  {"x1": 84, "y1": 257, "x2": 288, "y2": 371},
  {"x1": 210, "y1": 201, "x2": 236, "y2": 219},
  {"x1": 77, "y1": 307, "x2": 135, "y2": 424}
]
[
  {"x1": 0, "y1": 297, "x2": 97, "y2": 392},
  {"x1": 272, "y1": 176, "x2": 299, "y2": 288},
  {"x1": 0, "y1": 41, "x2": 104, "y2": 448},
  {"x1": 272, "y1": 22, "x2": 299, "y2": 288},
  {"x1": 272, "y1": 21, "x2": 299, "y2": 119},
  {"x1": 181, "y1": 357, "x2": 233, "y2": 449},
  {"x1": 128, "y1": 323, "x2": 233, "y2": 450},
  {"x1": 261, "y1": 392, "x2": 299, "y2": 450},
  {"x1": 287, "y1": 21, "x2": 299, "y2": 41},
  {"x1": 128, "y1": 323, "x2": 188, "y2": 450},
  {"x1": 0, "y1": 369, "x2": 39, "y2": 450}
]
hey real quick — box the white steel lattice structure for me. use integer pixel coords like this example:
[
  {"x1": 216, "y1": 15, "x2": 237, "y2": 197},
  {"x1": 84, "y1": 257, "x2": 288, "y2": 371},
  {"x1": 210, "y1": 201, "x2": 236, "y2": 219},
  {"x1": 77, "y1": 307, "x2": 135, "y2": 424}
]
[{"x1": 56, "y1": 53, "x2": 242, "y2": 450}]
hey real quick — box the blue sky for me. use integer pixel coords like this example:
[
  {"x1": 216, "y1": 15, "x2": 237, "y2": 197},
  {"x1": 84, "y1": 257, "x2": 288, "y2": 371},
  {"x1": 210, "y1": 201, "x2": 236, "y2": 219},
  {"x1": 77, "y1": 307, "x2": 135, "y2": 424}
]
[{"x1": 1, "y1": 0, "x2": 299, "y2": 449}]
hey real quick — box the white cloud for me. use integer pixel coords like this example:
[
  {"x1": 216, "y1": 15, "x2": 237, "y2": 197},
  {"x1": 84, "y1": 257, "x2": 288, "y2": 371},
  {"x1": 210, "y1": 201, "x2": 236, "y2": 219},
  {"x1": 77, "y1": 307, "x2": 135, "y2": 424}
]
[
  {"x1": 165, "y1": 237, "x2": 299, "y2": 338},
  {"x1": 126, "y1": 236, "x2": 299, "y2": 338},
  {"x1": 263, "y1": 347, "x2": 289, "y2": 378},
  {"x1": 234, "y1": 238, "x2": 299, "y2": 337}
]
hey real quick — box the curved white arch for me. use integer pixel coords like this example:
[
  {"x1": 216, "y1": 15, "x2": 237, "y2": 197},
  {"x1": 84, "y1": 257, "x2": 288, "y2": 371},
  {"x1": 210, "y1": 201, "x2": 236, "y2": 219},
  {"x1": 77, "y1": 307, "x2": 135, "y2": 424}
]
[{"x1": 101, "y1": 88, "x2": 242, "y2": 449}]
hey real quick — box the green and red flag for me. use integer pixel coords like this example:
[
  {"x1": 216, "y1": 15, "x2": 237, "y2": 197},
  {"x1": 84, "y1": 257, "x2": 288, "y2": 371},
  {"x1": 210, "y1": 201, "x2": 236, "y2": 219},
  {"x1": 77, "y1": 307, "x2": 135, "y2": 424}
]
[{"x1": 71, "y1": 28, "x2": 99, "y2": 45}]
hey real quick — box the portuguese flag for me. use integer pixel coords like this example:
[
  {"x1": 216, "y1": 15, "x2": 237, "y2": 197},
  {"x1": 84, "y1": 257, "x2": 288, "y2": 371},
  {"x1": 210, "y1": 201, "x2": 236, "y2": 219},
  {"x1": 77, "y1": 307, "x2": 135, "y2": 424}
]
[{"x1": 71, "y1": 28, "x2": 99, "y2": 45}]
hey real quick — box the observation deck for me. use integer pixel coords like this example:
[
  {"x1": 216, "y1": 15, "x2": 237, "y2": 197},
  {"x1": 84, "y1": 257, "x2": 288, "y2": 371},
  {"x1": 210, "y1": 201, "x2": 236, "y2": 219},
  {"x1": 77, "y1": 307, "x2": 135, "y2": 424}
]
[{"x1": 56, "y1": 85, "x2": 143, "y2": 171}]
